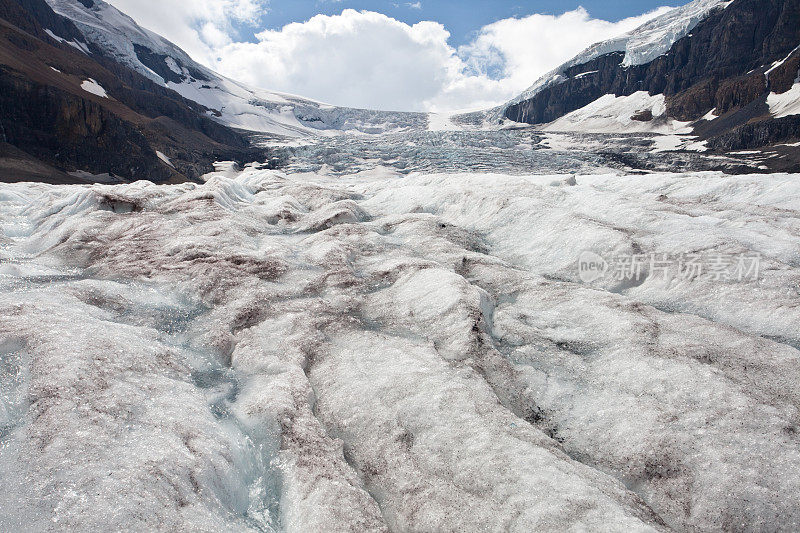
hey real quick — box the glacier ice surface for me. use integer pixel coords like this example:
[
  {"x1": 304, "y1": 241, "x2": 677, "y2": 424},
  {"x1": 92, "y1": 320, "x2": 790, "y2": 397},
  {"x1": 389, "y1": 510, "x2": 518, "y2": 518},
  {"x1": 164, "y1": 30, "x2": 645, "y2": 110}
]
[{"x1": 1, "y1": 165, "x2": 799, "y2": 531}]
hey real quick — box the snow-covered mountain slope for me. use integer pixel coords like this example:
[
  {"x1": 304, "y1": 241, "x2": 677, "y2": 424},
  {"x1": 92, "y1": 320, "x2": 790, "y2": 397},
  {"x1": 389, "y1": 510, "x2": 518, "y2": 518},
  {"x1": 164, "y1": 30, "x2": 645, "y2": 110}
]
[
  {"x1": 2, "y1": 167, "x2": 800, "y2": 531},
  {"x1": 487, "y1": 0, "x2": 800, "y2": 150},
  {"x1": 507, "y1": 0, "x2": 733, "y2": 108},
  {"x1": 542, "y1": 92, "x2": 692, "y2": 134},
  {"x1": 44, "y1": 0, "x2": 428, "y2": 136},
  {"x1": 44, "y1": 0, "x2": 199, "y2": 82}
]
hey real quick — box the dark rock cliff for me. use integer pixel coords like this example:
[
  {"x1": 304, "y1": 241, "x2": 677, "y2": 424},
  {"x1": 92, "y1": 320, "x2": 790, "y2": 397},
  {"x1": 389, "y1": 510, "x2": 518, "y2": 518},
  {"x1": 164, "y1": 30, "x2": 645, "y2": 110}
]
[{"x1": 0, "y1": 66, "x2": 168, "y2": 180}]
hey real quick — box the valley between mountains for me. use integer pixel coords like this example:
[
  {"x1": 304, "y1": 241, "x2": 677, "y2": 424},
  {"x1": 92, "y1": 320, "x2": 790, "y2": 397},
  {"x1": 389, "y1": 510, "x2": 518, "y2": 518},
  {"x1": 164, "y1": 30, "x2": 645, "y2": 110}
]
[{"x1": 1, "y1": 0, "x2": 799, "y2": 531}]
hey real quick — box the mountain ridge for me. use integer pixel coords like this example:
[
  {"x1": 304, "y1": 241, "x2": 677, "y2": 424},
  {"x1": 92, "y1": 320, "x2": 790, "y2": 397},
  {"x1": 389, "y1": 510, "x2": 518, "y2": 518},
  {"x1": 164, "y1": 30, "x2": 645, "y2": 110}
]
[
  {"x1": 43, "y1": 0, "x2": 429, "y2": 137},
  {"x1": 500, "y1": 0, "x2": 800, "y2": 150},
  {"x1": 2, "y1": 0, "x2": 799, "y2": 184},
  {"x1": 0, "y1": 0, "x2": 267, "y2": 183}
]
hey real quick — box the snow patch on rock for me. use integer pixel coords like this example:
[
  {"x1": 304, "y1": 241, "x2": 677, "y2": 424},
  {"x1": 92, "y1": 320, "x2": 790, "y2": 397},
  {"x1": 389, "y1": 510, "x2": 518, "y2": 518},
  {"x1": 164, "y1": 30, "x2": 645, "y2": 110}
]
[
  {"x1": 768, "y1": 81, "x2": 800, "y2": 118},
  {"x1": 80, "y1": 78, "x2": 108, "y2": 98},
  {"x1": 156, "y1": 151, "x2": 174, "y2": 168}
]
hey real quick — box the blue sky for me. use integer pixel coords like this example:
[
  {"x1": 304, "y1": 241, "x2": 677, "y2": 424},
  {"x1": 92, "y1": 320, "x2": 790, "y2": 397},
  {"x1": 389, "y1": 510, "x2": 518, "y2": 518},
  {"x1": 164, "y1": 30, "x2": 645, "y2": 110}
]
[{"x1": 254, "y1": 1, "x2": 677, "y2": 47}]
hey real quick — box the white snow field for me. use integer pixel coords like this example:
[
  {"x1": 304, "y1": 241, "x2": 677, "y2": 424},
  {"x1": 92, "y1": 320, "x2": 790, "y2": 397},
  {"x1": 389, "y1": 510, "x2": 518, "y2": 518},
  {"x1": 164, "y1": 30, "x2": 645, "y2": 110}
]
[{"x1": 1, "y1": 166, "x2": 799, "y2": 532}]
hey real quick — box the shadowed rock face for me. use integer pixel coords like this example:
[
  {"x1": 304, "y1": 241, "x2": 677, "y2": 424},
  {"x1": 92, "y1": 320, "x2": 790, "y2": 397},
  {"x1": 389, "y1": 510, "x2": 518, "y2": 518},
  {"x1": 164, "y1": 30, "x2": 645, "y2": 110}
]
[
  {"x1": 0, "y1": 0, "x2": 266, "y2": 183},
  {"x1": 0, "y1": 67, "x2": 169, "y2": 181},
  {"x1": 505, "y1": 0, "x2": 800, "y2": 148},
  {"x1": 707, "y1": 114, "x2": 800, "y2": 150}
]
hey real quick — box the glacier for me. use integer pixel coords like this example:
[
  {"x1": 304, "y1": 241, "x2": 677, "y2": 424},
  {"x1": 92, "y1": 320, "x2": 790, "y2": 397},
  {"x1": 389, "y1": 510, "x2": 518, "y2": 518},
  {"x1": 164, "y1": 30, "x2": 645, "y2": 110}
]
[{"x1": 1, "y1": 163, "x2": 799, "y2": 532}]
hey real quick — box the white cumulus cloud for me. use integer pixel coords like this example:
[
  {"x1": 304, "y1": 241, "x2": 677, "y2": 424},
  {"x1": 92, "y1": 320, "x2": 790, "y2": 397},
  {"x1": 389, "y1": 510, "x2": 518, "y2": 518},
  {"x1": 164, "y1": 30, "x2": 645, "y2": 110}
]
[
  {"x1": 214, "y1": 10, "x2": 465, "y2": 111},
  {"x1": 106, "y1": 1, "x2": 675, "y2": 112}
]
